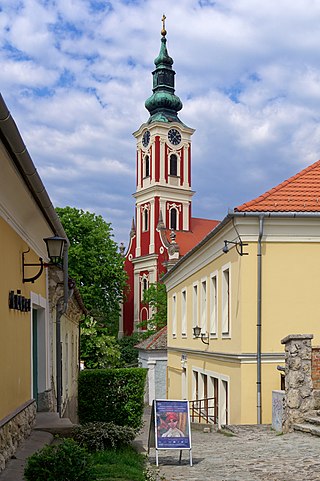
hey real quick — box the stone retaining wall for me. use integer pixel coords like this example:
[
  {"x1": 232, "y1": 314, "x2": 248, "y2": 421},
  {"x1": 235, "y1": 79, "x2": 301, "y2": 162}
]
[
  {"x1": 281, "y1": 334, "x2": 314, "y2": 433},
  {"x1": 0, "y1": 400, "x2": 36, "y2": 472},
  {"x1": 311, "y1": 347, "x2": 320, "y2": 389}
]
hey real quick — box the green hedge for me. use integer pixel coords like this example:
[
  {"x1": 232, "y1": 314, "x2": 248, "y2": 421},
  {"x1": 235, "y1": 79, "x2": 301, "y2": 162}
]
[{"x1": 78, "y1": 368, "x2": 147, "y2": 429}]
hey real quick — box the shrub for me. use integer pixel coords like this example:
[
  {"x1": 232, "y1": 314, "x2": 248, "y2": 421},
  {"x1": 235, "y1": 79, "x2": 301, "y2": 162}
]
[
  {"x1": 24, "y1": 438, "x2": 96, "y2": 481},
  {"x1": 78, "y1": 368, "x2": 147, "y2": 429},
  {"x1": 73, "y1": 422, "x2": 136, "y2": 451}
]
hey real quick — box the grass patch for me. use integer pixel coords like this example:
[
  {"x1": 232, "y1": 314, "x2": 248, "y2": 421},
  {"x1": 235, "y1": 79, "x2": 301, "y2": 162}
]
[{"x1": 91, "y1": 446, "x2": 147, "y2": 481}]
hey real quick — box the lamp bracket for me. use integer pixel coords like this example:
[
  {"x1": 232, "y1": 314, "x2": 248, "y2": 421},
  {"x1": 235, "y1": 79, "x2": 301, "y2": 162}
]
[
  {"x1": 223, "y1": 240, "x2": 248, "y2": 256},
  {"x1": 200, "y1": 333, "x2": 209, "y2": 345},
  {"x1": 193, "y1": 325, "x2": 209, "y2": 345},
  {"x1": 22, "y1": 249, "x2": 45, "y2": 283}
]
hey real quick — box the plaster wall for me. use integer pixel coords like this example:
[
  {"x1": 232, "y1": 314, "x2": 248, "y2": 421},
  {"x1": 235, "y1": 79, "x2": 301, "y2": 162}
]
[{"x1": 0, "y1": 217, "x2": 47, "y2": 420}]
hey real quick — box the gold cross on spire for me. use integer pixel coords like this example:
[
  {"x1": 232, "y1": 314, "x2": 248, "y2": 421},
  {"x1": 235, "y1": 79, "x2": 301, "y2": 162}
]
[{"x1": 161, "y1": 14, "x2": 167, "y2": 37}]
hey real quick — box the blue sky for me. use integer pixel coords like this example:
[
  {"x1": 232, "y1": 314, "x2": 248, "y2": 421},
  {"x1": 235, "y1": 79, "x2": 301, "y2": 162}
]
[{"x1": 2, "y1": 0, "x2": 320, "y2": 245}]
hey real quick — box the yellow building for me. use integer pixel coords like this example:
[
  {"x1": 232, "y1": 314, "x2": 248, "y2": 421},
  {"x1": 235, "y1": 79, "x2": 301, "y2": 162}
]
[
  {"x1": 163, "y1": 160, "x2": 320, "y2": 426},
  {"x1": 0, "y1": 94, "x2": 84, "y2": 470}
]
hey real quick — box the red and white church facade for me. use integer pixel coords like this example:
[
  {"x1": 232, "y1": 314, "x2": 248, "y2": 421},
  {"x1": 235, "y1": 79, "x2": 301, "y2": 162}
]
[{"x1": 119, "y1": 21, "x2": 219, "y2": 336}]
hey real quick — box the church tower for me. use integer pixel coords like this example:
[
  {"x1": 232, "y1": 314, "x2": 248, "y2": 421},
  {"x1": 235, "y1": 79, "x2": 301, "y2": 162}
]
[{"x1": 120, "y1": 17, "x2": 219, "y2": 336}]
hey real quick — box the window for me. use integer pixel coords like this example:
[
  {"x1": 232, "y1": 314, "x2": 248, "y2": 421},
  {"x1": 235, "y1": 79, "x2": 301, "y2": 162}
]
[
  {"x1": 170, "y1": 208, "x2": 177, "y2": 230},
  {"x1": 193, "y1": 370, "x2": 199, "y2": 403},
  {"x1": 200, "y1": 279, "x2": 207, "y2": 333},
  {"x1": 172, "y1": 294, "x2": 177, "y2": 337},
  {"x1": 140, "y1": 275, "x2": 149, "y2": 302},
  {"x1": 193, "y1": 283, "x2": 198, "y2": 330},
  {"x1": 210, "y1": 273, "x2": 218, "y2": 335},
  {"x1": 181, "y1": 289, "x2": 187, "y2": 336},
  {"x1": 169, "y1": 154, "x2": 178, "y2": 176},
  {"x1": 143, "y1": 207, "x2": 149, "y2": 231},
  {"x1": 222, "y1": 266, "x2": 230, "y2": 335},
  {"x1": 145, "y1": 155, "x2": 150, "y2": 177}
]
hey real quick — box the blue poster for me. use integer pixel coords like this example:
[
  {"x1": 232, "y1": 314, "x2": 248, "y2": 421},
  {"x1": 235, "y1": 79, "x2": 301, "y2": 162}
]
[{"x1": 155, "y1": 400, "x2": 191, "y2": 449}]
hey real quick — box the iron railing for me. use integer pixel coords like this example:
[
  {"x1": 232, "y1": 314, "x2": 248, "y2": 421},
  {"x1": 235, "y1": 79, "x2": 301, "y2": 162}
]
[{"x1": 189, "y1": 397, "x2": 218, "y2": 425}]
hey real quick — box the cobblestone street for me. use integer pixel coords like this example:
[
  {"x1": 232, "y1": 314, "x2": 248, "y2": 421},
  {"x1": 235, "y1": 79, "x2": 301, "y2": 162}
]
[{"x1": 148, "y1": 425, "x2": 320, "y2": 481}]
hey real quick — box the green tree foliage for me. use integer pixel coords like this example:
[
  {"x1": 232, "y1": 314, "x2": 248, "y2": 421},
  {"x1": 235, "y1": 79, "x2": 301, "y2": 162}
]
[
  {"x1": 118, "y1": 332, "x2": 144, "y2": 367},
  {"x1": 56, "y1": 206, "x2": 127, "y2": 334},
  {"x1": 80, "y1": 318, "x2": 121, "y2": 369},
  {"x1": 140, "y1": 281, "x2": 167, "y2": 334}
]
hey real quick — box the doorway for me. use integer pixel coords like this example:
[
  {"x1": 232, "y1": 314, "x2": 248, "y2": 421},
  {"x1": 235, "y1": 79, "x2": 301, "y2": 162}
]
[{"x1": 32, "y1": 309, "x2": 38, "y2": 405}]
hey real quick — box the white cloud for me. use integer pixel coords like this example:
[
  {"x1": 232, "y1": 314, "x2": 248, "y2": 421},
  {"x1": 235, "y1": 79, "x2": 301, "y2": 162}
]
[{"x1": 2, "y1": 0, "x2": 320, "y2": 243}]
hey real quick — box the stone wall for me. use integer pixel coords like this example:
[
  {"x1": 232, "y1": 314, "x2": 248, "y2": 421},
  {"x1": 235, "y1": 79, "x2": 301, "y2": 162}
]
[
  {"x1": 0, "y1": 400, "x2": 36, "y2": 472},
  {"x1": 281, "y1": 334, "x2": 314, "y2": 433},
  {"x1": 311, "y1": 347, "x2": 320, "y2": 389}
]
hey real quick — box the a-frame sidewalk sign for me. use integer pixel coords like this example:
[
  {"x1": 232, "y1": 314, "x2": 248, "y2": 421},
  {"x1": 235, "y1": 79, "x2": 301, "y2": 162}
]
[{"x1": 148, "y1": 399, "x2": 192, "y2": 467}]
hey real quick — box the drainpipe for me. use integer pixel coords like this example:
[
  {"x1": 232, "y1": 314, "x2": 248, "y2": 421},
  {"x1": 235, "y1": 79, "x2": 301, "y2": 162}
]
[
  {"x1": 56, "y1": 246, "x2": 70, "y2": 417},
  {"x1": 257, "y1": 215, "x2": 264, "y2": 424}
]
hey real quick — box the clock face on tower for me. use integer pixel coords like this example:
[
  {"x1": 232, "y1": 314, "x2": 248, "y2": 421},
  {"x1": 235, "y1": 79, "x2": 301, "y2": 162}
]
[
  {"x1": 142, "y1": 130, "x2": 150, "y2": 148},
  {"x1": 168, "y1": 128, "x2": 181, "y2": 146}
]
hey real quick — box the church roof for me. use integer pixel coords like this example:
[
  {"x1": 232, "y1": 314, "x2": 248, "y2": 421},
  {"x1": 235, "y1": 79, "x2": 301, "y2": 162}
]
[
  {"x1": 135, "y1": 325, "x2": 167, "y2": 351},
  {"x1": 235, "y1": 159, "x2": 320, "y2": 212},
  {"x1": 165, "y1": 217, "x2": 220, "y2": 256}
]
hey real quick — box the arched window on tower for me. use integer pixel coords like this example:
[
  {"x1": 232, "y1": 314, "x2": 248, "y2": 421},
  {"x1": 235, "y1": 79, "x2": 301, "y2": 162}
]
[
  {"x1": 169, "y1": 154, "x2": 178, "y2": 176},
  {"x1": 170, "y1": 208, "x2": 177, "y2": 230},
  {"x1": 140, "y1": 274, "x2": 149, "y2": 308},
  {"x1": 145, "y1": 155, "x2": 150, "y2": 177},
  {"x1": 143, "y1": 208, "x2": 149, "y2": 231}
]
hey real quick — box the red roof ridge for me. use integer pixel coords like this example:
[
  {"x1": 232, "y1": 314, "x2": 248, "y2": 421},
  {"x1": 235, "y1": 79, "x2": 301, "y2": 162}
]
[
  {"x1": 191, "y1": 216, "x2": 219, "y2": 221},
  {"x1": 236, "y1": 159, "x2": 320, "y2": 211},
  {"x1": 146, "y1": 325, "x2": 167, "y2": 349}
]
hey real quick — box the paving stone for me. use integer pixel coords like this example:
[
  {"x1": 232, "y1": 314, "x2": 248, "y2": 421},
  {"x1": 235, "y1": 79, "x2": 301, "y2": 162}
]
[{"x1": 148, "y1": 425, "x2": 320, "y2": 481}]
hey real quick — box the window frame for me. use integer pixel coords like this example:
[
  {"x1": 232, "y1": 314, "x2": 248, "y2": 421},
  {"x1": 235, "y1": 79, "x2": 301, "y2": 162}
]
[
  {"x1": 192, "y1": 282, "x2": 199, "y2": 333},
  {"x1": 169, "y1": 153, "x2": 178, "y2": 176},
  {"x1": 144, "y1": 154, "x2": 150, "y2": 178},
  {"x1": 221, "y1": 263, "x2": 231, "y2": 337},
  {"x1": 181, "y1": 288, "x2": 187, "y2": 337},
  {"x1": 200, "y1": 277, "x2": 207, "y2": 334},
  {"x1": 172, "y1": 293, "x2": 177, "y2": 338},
  {"x1": 210, "y1": 271, "x2": 218, "y2": 337}
]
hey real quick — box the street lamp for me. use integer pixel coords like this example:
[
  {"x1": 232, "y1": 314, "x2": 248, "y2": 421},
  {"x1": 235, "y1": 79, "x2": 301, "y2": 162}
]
[
  {"x1": 193, "y1": 325, "x2": 209, "y2": 345},
  {"x1": 22, "y1": 235, "x2": 67, "y2": 283}
]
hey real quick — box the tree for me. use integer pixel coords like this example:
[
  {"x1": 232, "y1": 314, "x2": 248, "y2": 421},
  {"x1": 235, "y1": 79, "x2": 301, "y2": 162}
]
[
  {"x1": 80, "y1": 318, "x2": 121, "y2": 369},
  {"x1": 139, "y1": 281, "x2": 167, "y2": 334},
  {"x1": 118, "y1": 332, "x2": 144, "y2": 367},
  {"x1": 56, "y1": 206, "x2": 127, "y2": 335}
]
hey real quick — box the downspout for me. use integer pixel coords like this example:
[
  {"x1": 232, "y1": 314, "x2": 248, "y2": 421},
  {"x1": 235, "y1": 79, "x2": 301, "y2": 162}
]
[
  {"x1": 56, "y1": 246, "x2": 70, "y2": 417},
  {"x1": 257, "y1": 215, "x2": 264, "y2": 424}
]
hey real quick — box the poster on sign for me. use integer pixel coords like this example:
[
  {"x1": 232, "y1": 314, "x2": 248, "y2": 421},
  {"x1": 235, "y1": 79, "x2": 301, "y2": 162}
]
[{"x1": 149, "y1": 399, "x2": 192, "y2": 466}]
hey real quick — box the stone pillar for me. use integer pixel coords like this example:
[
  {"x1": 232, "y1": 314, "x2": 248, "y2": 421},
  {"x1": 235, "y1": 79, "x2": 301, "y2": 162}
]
[
  {"x1": 147, "y1": 360, "x2": 156, "y2": 406},
  {"x1": 281, "y1": 334, "x2": 314, "y2": 433},
  {"x1": 312, "y1": 347, "x2": 320, "y2": 389}
]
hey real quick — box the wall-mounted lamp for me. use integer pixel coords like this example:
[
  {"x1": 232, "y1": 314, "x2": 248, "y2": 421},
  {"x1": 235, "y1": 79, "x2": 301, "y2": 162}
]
[
  {"x1": 193, "y1": 325, "x2": 209, "y2": 345},
  {"x1": 22, "y1": 235, "x2": 67, "y2": 283},
  {"x1": 223, "y1": 239, "x2": 248, "y2": 256}
]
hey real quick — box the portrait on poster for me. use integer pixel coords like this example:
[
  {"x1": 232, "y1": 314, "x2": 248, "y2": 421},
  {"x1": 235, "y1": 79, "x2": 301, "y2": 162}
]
[{"x1": 155, "y1": 400, "x2": 191, "y2": 449}]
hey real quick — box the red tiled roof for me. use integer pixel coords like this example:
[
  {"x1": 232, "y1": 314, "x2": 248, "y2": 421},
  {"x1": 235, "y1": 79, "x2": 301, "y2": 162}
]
[
  {"x1": 135, "y1": 325, "x2": 167, "y2": 350},
  {"x1": 165, "y1": 217, "x2": 220, "y2": 256},
  {"x1": 236, "y1": 160, "x2": 320, "y2": 212}
]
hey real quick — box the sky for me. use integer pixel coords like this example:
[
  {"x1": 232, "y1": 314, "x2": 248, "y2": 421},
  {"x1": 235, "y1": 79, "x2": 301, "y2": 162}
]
[{"x1": 2, "y1": 0, "x2": 320, "y2": 246}]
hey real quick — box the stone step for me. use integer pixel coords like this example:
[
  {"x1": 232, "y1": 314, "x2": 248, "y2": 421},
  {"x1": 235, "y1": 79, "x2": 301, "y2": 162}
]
[
  {"x1": 34, "y1": 412, "x2": 75, "y2": 437},
  {"x1": 293, "y1": 423, "x2": 320, "y2": 437},
  {"x1": 304, "y1": 415, "x2": 320, "y2": 426}
]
